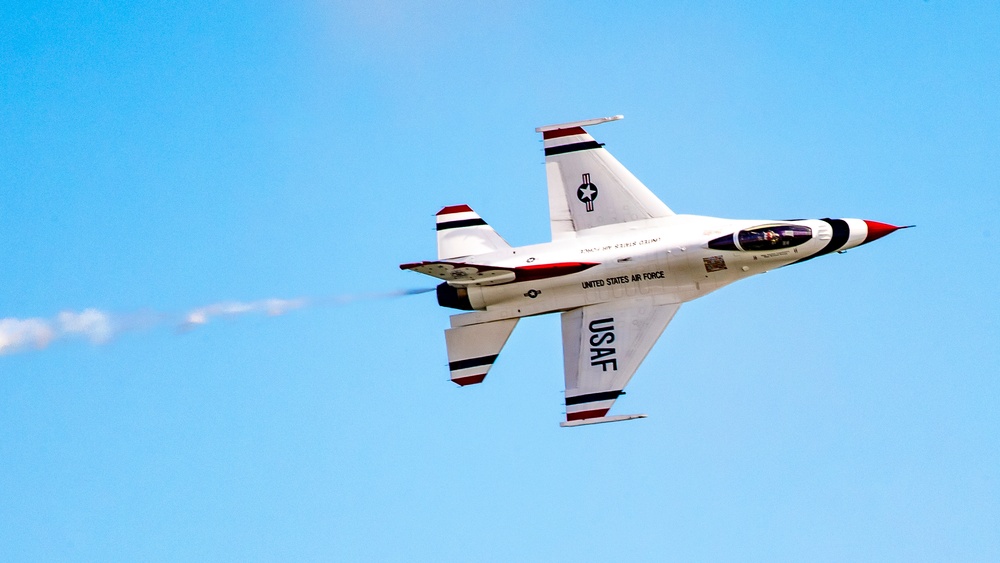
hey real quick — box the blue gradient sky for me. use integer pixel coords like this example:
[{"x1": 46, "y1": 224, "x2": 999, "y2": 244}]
[{"x1": 2, "y1": 2, "x2": 998, "y2": 561}]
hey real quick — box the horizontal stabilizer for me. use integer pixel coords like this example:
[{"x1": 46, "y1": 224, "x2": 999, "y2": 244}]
[
  {"x1": 400, "y1": 260, "x2": 598, "y2": 287},
  {"x1": 559, "y1": 414, "x2": 647, "y2": 428},
  {"x1": 445, "y1": 318, "x2": 518, "y2": 386}
]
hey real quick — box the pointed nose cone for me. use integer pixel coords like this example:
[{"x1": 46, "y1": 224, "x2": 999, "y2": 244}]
[{"x1": 863, "y1": 220, "x2": 907, "y2": 244}]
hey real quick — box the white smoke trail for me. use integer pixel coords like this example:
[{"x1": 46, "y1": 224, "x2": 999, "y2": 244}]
[
  {"x1": 0, "y1": 288, "x2": 434, "y2": 357},
  {"x1": 178, "y1": 298, "x2": 309, "y2": 331},
  {"x1": 0, "y1": 309, "x2": 114, "y2": 355},
  {"x1": 0, "y1": 317, "x2": 56, "y2": 355},
  {"x1": 59, "y1": 309, "x2": 114, "y2": 344}
]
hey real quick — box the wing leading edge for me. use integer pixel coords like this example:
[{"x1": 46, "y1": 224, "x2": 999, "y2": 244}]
[{"x1": 560, "y1": 298, "x2": 680, "y2": 427}]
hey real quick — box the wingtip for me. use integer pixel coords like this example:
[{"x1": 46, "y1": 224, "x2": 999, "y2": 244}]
[
  {"x1": 559, "y1": 414, "x2": 647, "y2": 428},
  {"x1": 535, "y1": 115, "x2": 624, "y2": 133}
]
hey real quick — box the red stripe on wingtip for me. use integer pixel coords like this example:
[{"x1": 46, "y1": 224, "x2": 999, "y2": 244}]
[
  {"x1": 542, "y1": 127, "x2": 587, "y2": 140},
  {"x1": 437, "y1": 205, "x2": 474, "y2": 216},
  {"x1": 453, "y1": 374, "x2": 486, "y2": 386},
  {"x1": 566, "y1": 408, "x2": 610, "y2": 421}
]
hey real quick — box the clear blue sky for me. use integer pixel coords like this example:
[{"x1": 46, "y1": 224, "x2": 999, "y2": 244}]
[{"x1": 2, "y1": 1, "x2": 998, "y2": 561}]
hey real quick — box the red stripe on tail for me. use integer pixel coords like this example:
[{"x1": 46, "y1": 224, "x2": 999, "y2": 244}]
[
  {"x1": 542, "y1": 127, "x2": 587, "y2": 140},
  {"x1": 566, "y1": 408, "x2": 610, "y2": 421},
  {"x1": 437, "y1": 205, "x2": 474, "y2": 216},
  {"x1": 452, "y1": 374, "x2": 487, "y2": 386}
]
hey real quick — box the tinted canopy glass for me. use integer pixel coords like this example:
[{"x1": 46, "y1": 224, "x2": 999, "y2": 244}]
[
  {"x1": 707, "y1": 233, "x2": 739, "y2": 251},
  {"x1": 737, "y1": 225, "x2": 812, "y2": 251}
]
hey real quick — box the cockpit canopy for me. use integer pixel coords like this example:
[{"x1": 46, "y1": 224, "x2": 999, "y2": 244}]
[{"x1": 708, "y1": 224, "x2": 813, "y2": 252}]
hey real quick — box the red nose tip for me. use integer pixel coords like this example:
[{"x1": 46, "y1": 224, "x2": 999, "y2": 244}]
[{"x1": 863, "y1": 220, "x2": 907, "y2": 244}]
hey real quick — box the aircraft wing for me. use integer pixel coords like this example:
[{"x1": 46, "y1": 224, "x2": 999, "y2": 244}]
[
  {"x1": 560, "y1": 297, "x2": 680, "y2": 427},
  {"x1": 536, "y1": 116, "x2": 674, "y2": 240}
]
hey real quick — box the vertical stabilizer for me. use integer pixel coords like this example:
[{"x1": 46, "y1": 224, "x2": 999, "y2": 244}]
[{"x1": 436, "y1": 205, "x2": 511, "y2": 260}]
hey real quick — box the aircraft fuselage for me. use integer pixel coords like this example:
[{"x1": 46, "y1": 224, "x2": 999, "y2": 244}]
[{"x1": 440, "y1": 215, "x2": 888, "y2": 326}]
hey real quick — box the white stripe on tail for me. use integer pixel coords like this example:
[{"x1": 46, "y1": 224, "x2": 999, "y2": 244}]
[{"x1": 435, "y1": 205, "x2": 511, "y2": 260}]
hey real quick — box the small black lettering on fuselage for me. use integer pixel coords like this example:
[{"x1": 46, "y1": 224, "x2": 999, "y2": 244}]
[
  {"x1": 588, "y1": 318, "x2": 618, "y2": 372},
  {"x1": 582, "y1": 270, "x2": 665, "y2": 290}
]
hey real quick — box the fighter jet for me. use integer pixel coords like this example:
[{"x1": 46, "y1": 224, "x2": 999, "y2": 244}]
[{"x1": 401, "y1": 115, "x2": 908, "y2": 427}]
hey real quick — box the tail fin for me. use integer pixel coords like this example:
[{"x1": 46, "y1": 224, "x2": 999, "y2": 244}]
[{"x1": 436, "y1": 205, "x2": 511, "y2": 260}]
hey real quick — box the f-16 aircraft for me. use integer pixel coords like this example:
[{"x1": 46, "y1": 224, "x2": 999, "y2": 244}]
[{"x1": 401, "y1": 115, "x2": 908, "y2": 427}]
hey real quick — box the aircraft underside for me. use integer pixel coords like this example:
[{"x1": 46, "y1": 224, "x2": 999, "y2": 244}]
[{"x1": 401, "y1": 115, "x2": 907, "y2": 426}]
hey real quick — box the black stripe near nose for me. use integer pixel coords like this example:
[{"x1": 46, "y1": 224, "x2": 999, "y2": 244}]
[{"x1": 793, "y1": 218, "x2": 850, "y2": 264}]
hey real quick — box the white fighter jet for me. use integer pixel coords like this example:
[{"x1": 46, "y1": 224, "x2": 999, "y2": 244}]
[{"x1": 401, "y1": 115, "x2": 908, "y2": 427}]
